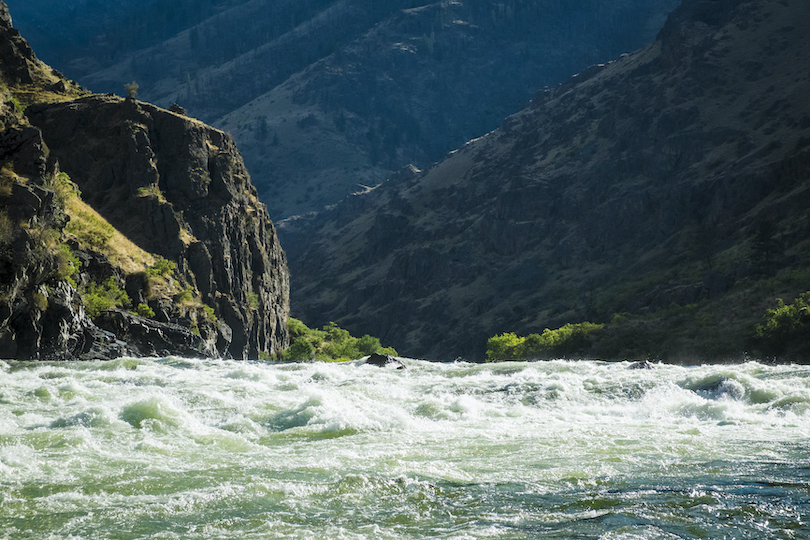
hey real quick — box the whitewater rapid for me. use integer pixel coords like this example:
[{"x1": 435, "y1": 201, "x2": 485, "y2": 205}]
[{"x1": 1, "y1": 357, "x2": 808, "y2": 539}]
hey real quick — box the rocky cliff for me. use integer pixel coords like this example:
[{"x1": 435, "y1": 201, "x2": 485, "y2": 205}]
[
  {"x1": 283, "y1": 0, "x2": 810, "y2": 361},
  {"x1": 0, "y1": 2, "x2": 289, "y2": 360}
]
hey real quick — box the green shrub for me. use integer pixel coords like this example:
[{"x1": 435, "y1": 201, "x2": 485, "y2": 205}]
[
  {"x1": 82, "y1": 277, "x2": 131, "y2": 319},
  {"x1": 248, "y1": 292, "x2": 260, "y2": 310},
  {"x1": 754, "y1": 291, "x2": 810, "y2": 356},
  {"x1": 287, "y1": 338, "x2": 315, "y2": 361},
  {"x1": 9, "y1": 97, "x2": 23, "y2": 114},
  {"x1": 147, "y1": 256, "x2": 176, "y2": 277},
  {"x1": 175, "y1": 286, "x2": 194, "y2": 304},
  {"x1": 281, "y1": 318, "x2": 397, "y2": 362},
  {"x1": 288, "y1": 317, "x2": 308, "y2": 337},
  {"x1": 486, "y1": 322, "x2": 604, "y2": 362},
  {"x1": 485, "y1": 332, "x2": 524, "y2": 362},
  {"x1": 203, "y1": 304, "x2": 217, "y2": 321},
  {"x1": 357, "y1": 334, "x2": 383, "y2": 356},
  {"x1": 133, "y1": 303, "x2": 155, "y2": 318},
  {"x1": 56, "y1": 244, "x2": 80, "y2": 286}
]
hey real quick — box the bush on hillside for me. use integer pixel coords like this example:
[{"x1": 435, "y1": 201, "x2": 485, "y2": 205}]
[
  {"x1": 82, "y1": 277, "x2": 131, "y2": 319},
  {"x1": 754, "y1": 291, "x2": 810, "y2": 358}
]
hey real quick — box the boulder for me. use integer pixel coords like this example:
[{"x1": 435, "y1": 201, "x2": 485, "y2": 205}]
[
  {"x1": 365, "y1": 352, "x2": 405, "y2": 369},
  {"x1": 628, "y1": 360, "x2": 655, "y2": 369}
]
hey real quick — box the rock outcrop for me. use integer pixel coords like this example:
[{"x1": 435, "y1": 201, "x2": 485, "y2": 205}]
[
  {"x1": 0, "y1": 2, "x2": 289, "y2": 361},
  {"x1": 282, "y1": 0, "x2": 810, "y2": 361},
  {"x1": 0, "y1": 1, "x2": 38, "y2": 85},
  {"x1": 26, "y1": 95, "x2": 290, "y2": 359}
]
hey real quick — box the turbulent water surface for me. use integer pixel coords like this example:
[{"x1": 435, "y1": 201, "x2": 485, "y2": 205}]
[{"x1": 1, "y1": 357, "x2": 808, "y2": 539}]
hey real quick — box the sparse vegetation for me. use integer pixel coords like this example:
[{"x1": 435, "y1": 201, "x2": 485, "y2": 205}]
[
  {"x1": 48, "y1": 171, "x2": 81, "y2": 204},
  {"x1": 281, "y1": 318, "x2": 397, "y2": 362},
  {"x1": 0, "y1": 210, "x2": 15, "y2": 245},
  {"x1": 31, "y1": 291, "x2": 48, "y2": 311},
  {"x1": 66, "y1": 210, "x2": 115, "y2": 248},
  {"x1": 0, "y1": 165, "x2": 14, "y2": 195},
  {"x1": 124, "y1": 81, "x2": 139, "y2": 99},
  {"x1": 137, "y1": 184, "x2": 165, "y2": 201}
]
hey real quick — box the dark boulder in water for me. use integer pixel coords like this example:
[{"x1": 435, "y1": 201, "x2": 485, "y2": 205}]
[
  {"x1": 365, "y1": 353, "x2": 405, "y2": 369},
  {"x1": 628, "y1": 360, "x2": 655, "y2": 369}
]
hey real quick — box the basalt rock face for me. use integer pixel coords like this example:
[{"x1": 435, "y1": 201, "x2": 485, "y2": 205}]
[
  {"x1": 0, "y1": 1, "x2": 38, "y2": 85},
  {"x1": 0, "y1": 1, "x2": 289, "y2": 360},
  {"x1": 284, "y1": 0, "x2": 810, "y2": 361},
  {"x1": 26, "y1": 95, "x2": 290, "y2": 359}
]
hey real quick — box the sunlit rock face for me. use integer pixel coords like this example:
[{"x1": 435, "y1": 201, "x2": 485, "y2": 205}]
[
  {"x1": 27, "y1": 95, "x2": 290, "y2": 360},
  {"x1": 0, "y1": 1, "x2": 290, "y2": 360}
]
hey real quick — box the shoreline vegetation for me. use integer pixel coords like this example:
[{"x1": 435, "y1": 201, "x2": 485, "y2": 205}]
[
  {"x1": 267, "y1": 318, "x2": 397, "y2": 363},
  {"x1": 486, "y1": 290, "x2": 810, "y2": 364}
]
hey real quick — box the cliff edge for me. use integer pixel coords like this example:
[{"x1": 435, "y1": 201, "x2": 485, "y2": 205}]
[{"x1": 0, "y1": 2, "x2": 289, "y2": 360}]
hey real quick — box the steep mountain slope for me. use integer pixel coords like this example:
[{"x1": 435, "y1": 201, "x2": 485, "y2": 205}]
[
  {"x1": 215, "y1": 0, "x2": 680, "y2": 218},
  {"x1": 7, "y1": 0, "x2": 679, "y2": 219},
  {"x1": 4, "y1": 0, "x2": 251, "y2": 76},
  {"x1": 282, "y1": 0, "x2": 810, "y2": 361},
  {"x1": 0, "y1": 2, "x2": 289, "y2": 360}
]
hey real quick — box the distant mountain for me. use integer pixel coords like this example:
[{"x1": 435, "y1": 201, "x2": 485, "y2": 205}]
[
  {"x1": 281, "y1": 0, "x2": 810, "y2": 361},
  {"x1": 7, "y1": 0, "x2": 679, "y2": 219}
]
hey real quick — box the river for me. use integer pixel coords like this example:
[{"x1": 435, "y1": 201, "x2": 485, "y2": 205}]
[{"x1": 1, "y1": 357, "x2": 808, "y2": 539}]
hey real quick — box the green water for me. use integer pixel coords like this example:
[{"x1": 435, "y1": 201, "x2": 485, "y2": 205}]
[{"x1": 1, "y1": 357, "x2": 808, "y2": 539}]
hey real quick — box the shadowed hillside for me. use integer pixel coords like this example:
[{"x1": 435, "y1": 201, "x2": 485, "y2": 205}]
[
  {"x1": 7, "y1": 0, "x2": 679, "y2": 219},
  {"x1": 281, "y1": 0, "x2": 810, "y2": 361}
]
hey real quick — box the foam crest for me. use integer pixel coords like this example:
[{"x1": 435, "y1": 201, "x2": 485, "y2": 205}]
[
  {"x1": 50, "y1": 405, "x2": 120, "y2": 429},
  {"x1": 120, "y1": 396, "x2": 188, "y2": 430}
]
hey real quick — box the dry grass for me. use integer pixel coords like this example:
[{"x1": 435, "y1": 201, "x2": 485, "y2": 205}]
[{"x1": 62, "y1": 190, "x2": 155, "y2": 273}]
